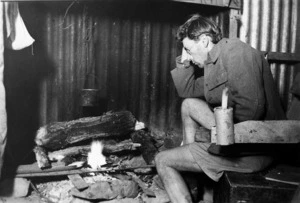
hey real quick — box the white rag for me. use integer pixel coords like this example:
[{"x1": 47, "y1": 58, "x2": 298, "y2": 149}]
[
  {"x1": 4, "y1": 2, "x2": 35, "y2": 50},
  {"x1": 0, "y1": 2, "x2": 7, "y2": 178}
]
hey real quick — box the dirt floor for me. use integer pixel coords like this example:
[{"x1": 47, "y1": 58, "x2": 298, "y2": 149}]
[{"x1": 0, "y1": 171, "x2": 171, "y2": 203}]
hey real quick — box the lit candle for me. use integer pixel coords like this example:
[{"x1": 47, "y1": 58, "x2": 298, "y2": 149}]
[{"x1": 221, "y1": 87, "x2": 229, "y2": 110}]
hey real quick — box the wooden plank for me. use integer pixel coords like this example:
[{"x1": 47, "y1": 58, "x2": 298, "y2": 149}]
[
  {"x1": 15, "y1": 162, "x2": 80, "y2": 174},
  {"x1": 13, "y1": 165, "x2": 156, "y2": 178},
  {"x1": 234, "y1": 120, "x2": 300, "y2": 144},
  {"x1": 171, "y1": 0, "x2": 241, "y2": 9},
  {"x1": 262, "y1": 52, "x2": 300, "y2": 63},
  {"x1": 2, "y1": 0, "x2": 241, "y2": 9},
  {"x1": 68, "y1": 174, "x2": 89, "y2": 191},
  {"x1": 265, "y1": 165, "x2": 300, "y2": 186},
  {"x1": 211, "y1": 120, "x2": 300, "y2": 144}
]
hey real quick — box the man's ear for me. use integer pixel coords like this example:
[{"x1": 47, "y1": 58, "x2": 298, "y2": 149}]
[{"x1": 202, "y1": 35, "x2": 210, "y2": 48}]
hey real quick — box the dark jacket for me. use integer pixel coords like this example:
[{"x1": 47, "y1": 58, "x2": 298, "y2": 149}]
[{"x1": 171, "y1": 38, "x2": 286, "y2": 122}]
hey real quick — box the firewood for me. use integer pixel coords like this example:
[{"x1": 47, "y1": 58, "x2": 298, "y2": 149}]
[
  {"x1": 13, "y1": 164, "x2": 156, "y2": 177},
  {"x1": 102, "y1": 140, "x2": 141, "y2": 154},
  {"x1": 35, "y1": 111, "x2": 137, "y2": 150},
  {"x1": 130, "y1": 130, "x2": 158, "y2": 165},
  {"x1": 48, "y1": 140, "x2": 141, "y2": 161},
  {"x1": 33, "y1": 146, "x2": 51, "y2": 169},
  {"x1": 15, "y1": 162, "x2": 79, "y2": 174}
]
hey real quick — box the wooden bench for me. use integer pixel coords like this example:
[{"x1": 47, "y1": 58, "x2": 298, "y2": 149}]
[{"x1": 214, "y1": 171, "x2": 298, "y2": 203}]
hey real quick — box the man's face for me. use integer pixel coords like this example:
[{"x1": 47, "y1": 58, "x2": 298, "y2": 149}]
[{"x1": 182, "y1": 37, "x2": 208, "y2": 68}]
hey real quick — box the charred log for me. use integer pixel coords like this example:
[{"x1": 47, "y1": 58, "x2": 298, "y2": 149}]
[
  {"x1": 35, "y1": 111, "x2": 136, "y2": 150},
  {"x1": 130, "y1": 130, "x2": 158, "y2": 165},
  {"x1": 33, "y1": 146, "x2": 51, "y2": 169}
]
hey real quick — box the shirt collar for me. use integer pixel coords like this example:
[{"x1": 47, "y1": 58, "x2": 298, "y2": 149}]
[{"x1": 205, "y1": 38, "x2": 226, "y2": 65}]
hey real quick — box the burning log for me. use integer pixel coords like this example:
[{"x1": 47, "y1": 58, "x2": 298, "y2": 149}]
[
  {"x1": 35, "y1": 111, "x2": 136, "y2": 150},
  {"x1": 48, "y1": 140, "x2": 141, "y2": 162}
]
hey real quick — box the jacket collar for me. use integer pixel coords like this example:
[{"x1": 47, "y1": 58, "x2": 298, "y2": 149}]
[{"x1": 205, "y1": 38, "x2": 227, "y2": 65}]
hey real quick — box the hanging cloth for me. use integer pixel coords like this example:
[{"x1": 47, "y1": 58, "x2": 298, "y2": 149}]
[
  {"x1": 4, "y1": 2, "x2": 35, "y2": 50},
  {"x1": 0, "y1": 2, "x2": 7, "y2": 178},
  {"x1": 0, "y1": 2, "x2": 35, "y2": 177}
]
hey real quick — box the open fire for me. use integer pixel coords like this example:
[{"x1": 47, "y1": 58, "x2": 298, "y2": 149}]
[
  {"x1": 87, "y1": 140, "x2": 107, "y2": 170},
  {"x1": 6, "y1": 110, "x2": 174, "y2": 202}
]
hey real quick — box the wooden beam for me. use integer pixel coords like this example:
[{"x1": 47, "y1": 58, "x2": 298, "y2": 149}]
[
  {"x1": 171, "y1": 0, "x2": 241, "y2": 9},
  {"x1": 2, "y1": 0, "x2": 241, "y2": 8},
  {"x1": 234, "y1": 120, "x2": 300, "y2": 143},
  {"x1": 212, "y1": 120, "x2": 300, "y2": 145},
  {"x1": 262, "y1": 52, "x2": 300, "y2": 63},
  {"x1": 13, "y1": 164, "x2": 155, "y2": 178}
]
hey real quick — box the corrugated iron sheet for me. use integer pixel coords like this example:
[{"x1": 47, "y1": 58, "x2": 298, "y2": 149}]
[
  {"x1": 4, "y1": 1, "x2": 298, "y2": 162},
  {"x1": 10, "y1": 1, "x2": 230, "y2": 132},
  {"x1": 239, "y1": 0, "x2": 298, "y2": 111}
]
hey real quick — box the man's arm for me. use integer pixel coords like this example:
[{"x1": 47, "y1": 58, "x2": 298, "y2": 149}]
[
  {"x1": 171, "y1": 55, "x2": 205, "y2": 98},
  {"x1": 226, "y1": 44, "x2": 265, "y2": 121}
]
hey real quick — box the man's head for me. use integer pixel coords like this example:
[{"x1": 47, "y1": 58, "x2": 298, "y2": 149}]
[{"x1": 177, "y1": 14, "x2": 222, "y2": 67}]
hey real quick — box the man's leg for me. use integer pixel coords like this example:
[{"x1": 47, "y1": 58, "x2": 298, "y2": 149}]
[
  {"x1": 181, "y1": 98, "x2": 215, "y2": 144},
  {"x1": 155, "y1": 145, "x2": 203, "y2": 203}
]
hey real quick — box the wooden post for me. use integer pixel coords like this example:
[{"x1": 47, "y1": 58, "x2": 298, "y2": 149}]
[{"x1": 229, "y1": 9, "x2": 240, "y2": 39}]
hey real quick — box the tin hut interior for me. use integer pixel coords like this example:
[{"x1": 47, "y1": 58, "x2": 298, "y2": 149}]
[{"x1": 0, "y1": 0, "x2": 300, "y2": 202}]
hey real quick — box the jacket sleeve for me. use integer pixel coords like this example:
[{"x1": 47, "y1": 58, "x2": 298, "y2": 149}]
[
  {"x1": 171, "y1": 56, "x2": 205, "y2": 98},
  {"x1": 225, "y1": 45, "x2": 265, "y2": 121}
]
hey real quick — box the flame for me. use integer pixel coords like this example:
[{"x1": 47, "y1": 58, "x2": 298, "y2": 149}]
[{"x1": 87, "y1": 140, "x2": 106, "y2": 170}]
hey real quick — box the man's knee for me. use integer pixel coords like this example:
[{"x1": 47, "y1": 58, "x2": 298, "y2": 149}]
[
  {"x1": 155, "y1": 151, "x2": 166, "y2": 168},
  {"x1": 181, "y1": 98, "x2": 194, "y2": 111},
  {"x1": 181, "y1": 98, "x2": 206, "y2": 115},
  {"x1": 181, "y1": 98, "x2": 194, "y2": 115},
  {"x1": 155, "y1": 150, "x2": 173, "y2": 173}
]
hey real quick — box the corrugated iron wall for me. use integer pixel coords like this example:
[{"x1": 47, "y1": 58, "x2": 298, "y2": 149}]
[
  {"x1": 13, "y1": 2, "x2": 229, "y2": 128},
  {"x1": 5, "y1": 2, "x2": 230, "y2": 161},
  {"x1": 239, "y1": 0, "x2": 299, "y2": 111},
  {"x1": 4, "y1": 0, "x2": 299, "y2": 162}
]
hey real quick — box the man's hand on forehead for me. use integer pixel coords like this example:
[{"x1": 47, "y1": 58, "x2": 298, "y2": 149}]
[{"x1": 181, "y1": 47, "x2": 193, "y2": 63}]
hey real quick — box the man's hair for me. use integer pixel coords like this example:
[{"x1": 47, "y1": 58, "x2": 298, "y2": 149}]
[{"x1": 177, "y1": 14, "x2": 222, "y2": 44}]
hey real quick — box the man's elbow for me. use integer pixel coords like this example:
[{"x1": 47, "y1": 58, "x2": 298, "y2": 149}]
[{"x1": 234, "y1": 103, "x2": 265, "y2": 122}]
